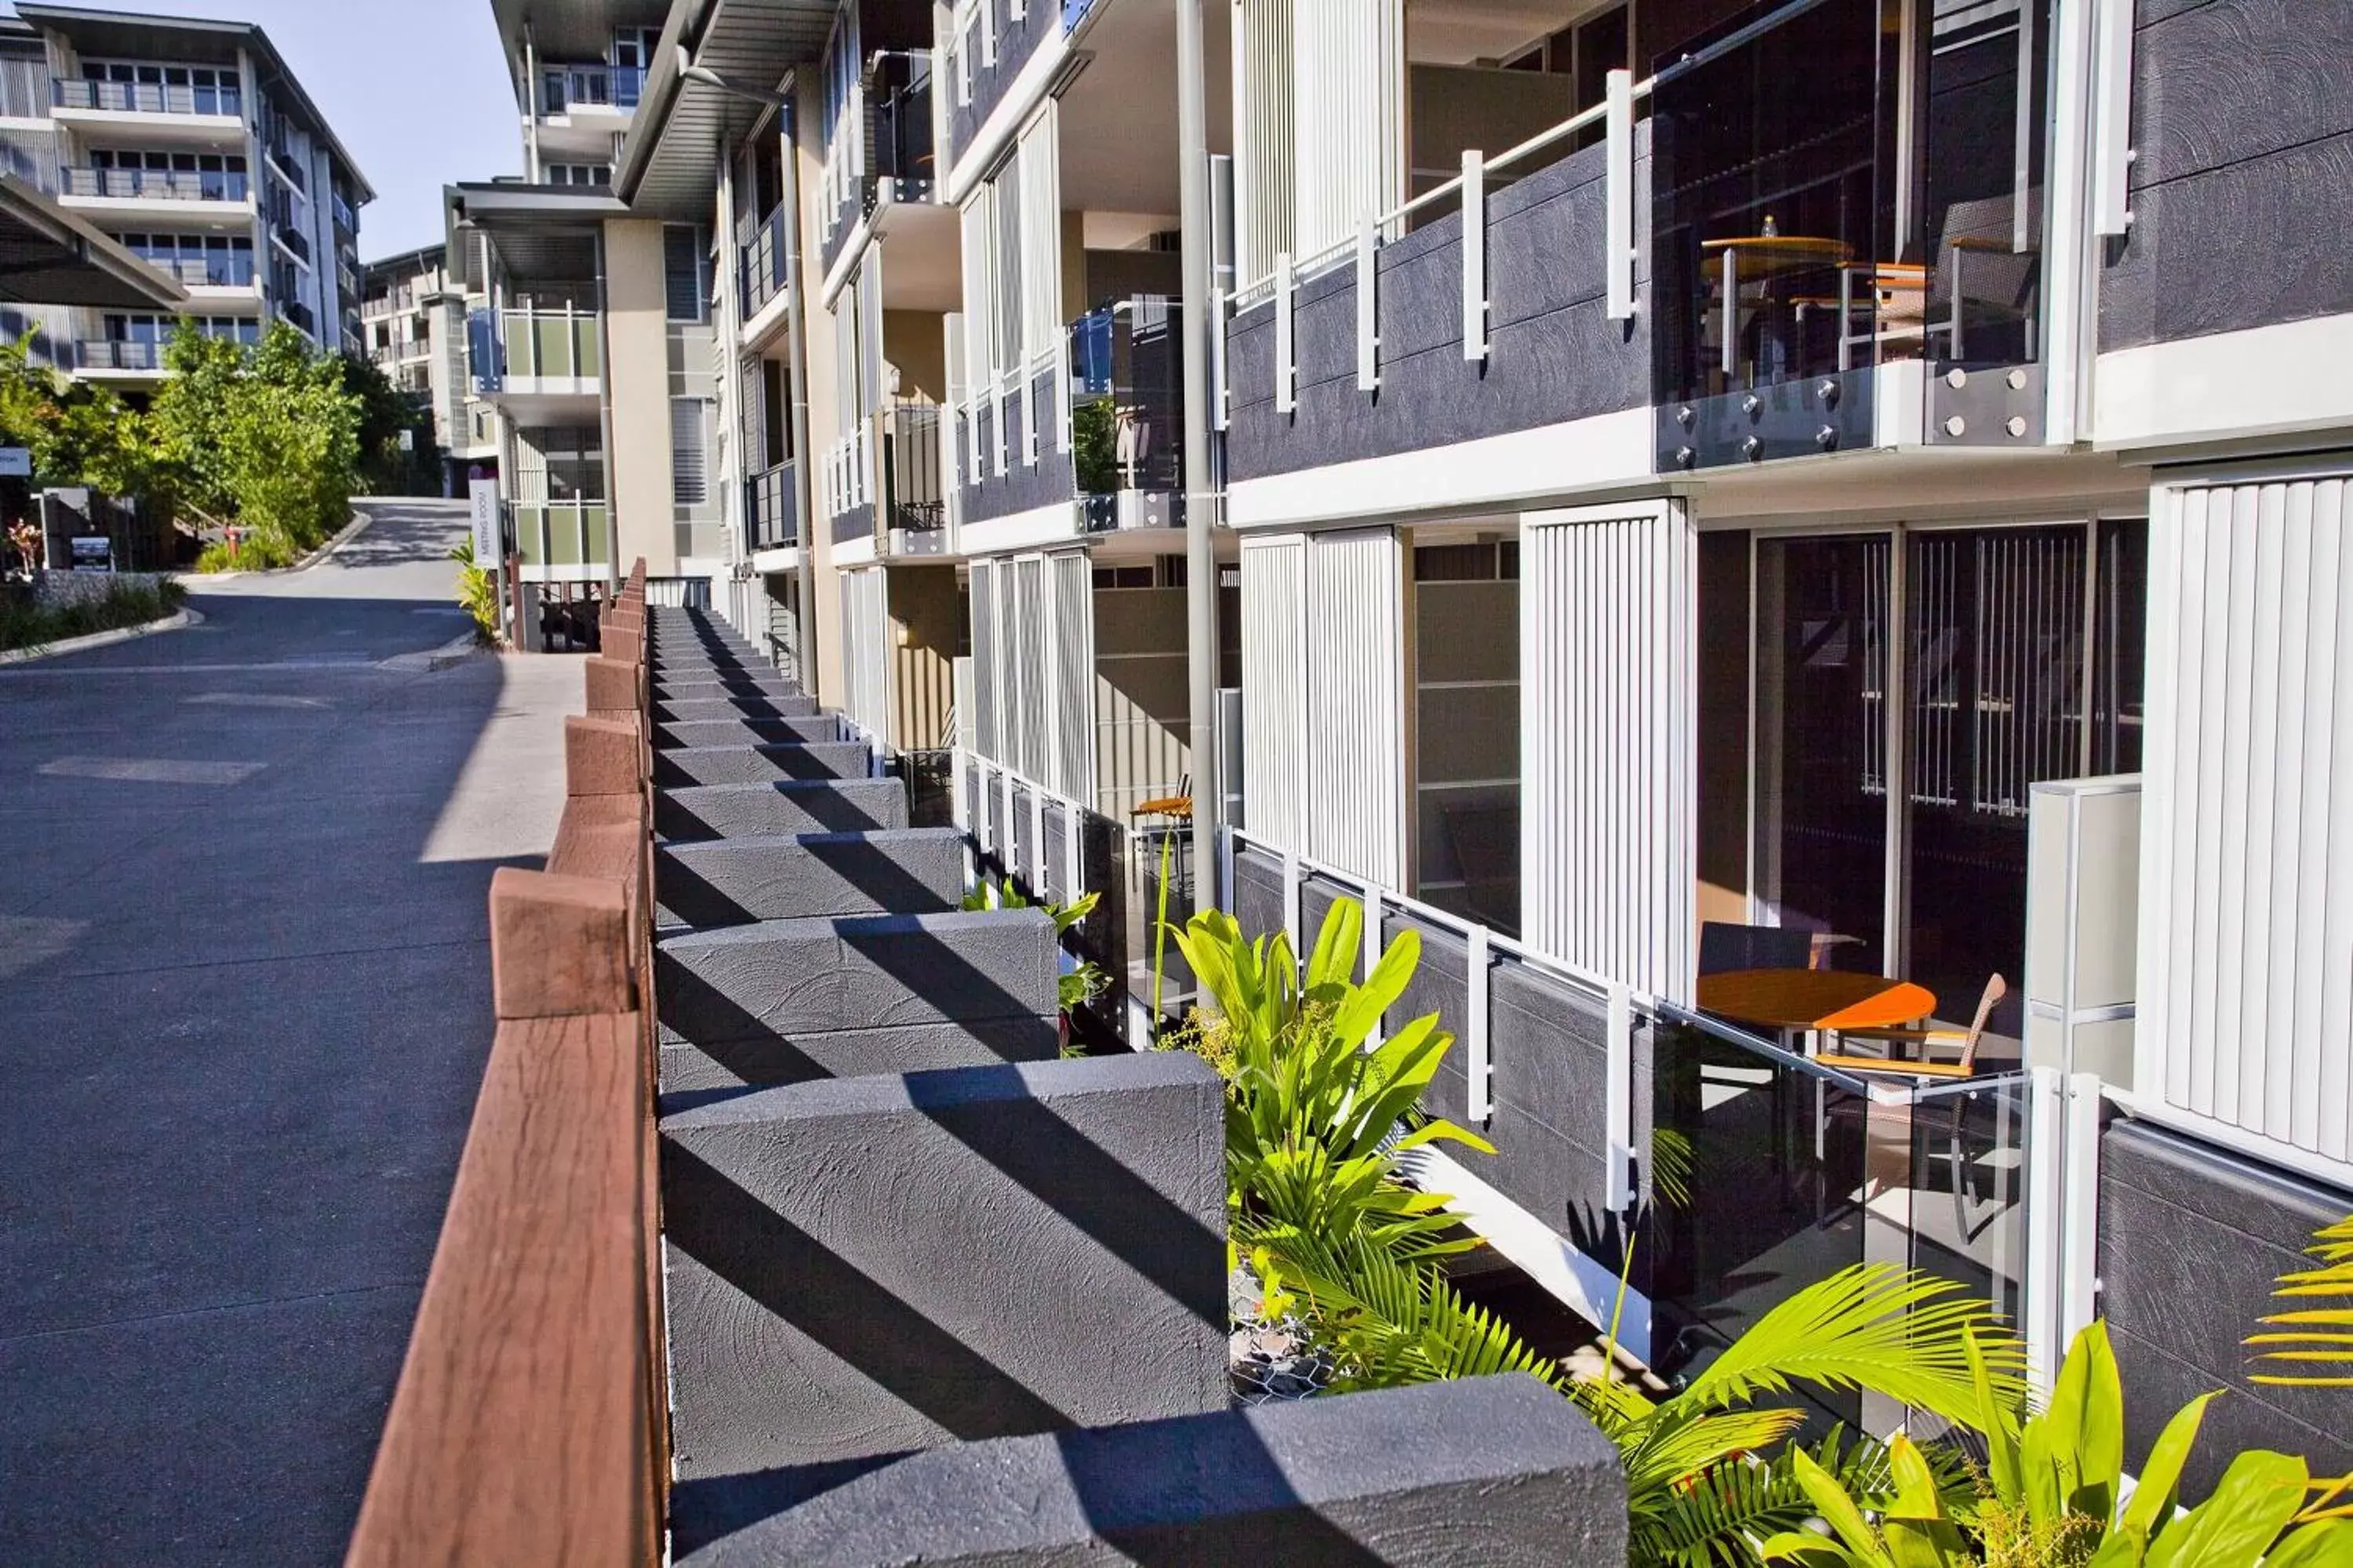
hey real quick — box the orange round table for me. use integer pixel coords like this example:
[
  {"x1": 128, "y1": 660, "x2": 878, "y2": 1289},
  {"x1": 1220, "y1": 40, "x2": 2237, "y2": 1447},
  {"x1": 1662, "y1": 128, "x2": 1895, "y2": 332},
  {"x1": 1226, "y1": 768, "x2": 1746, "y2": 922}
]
[{"x1": 1696, "y1": 969, "x2": 1936, "y2": 1032}]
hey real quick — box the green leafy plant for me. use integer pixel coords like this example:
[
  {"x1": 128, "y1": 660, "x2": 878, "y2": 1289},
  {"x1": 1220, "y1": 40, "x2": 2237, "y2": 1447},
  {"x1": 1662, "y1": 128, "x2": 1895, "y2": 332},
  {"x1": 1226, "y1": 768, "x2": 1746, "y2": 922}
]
[
  {"x1": 2252, "y1": 1213, "x2": 2353, "y2": 1392},
  {"x1": 1763, "y1": 1321, "x2": 2353, "y2": 1567},
  {"x1": 0, "y1": 576, "x2": 184, "y2": 653},
  {"x1": 963, "y1": 875, "x2": 1105, "y2": 1044},
  {"x1": 1073, "y1": 394, "x2": 1116, "y2": 494},
  {"x1": 448, "y1": 537, "x2": 501, "y2": 642}
]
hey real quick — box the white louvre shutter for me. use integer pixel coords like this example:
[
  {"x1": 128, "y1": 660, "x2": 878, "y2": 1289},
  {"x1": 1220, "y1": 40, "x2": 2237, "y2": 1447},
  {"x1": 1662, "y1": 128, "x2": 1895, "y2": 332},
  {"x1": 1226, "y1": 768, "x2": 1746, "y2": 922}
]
[
  {"x1": 1521, "y1": 501, "x2": 1697, "y2": 1002},
  {"x1": 969, "y1": 558, "x2": 1000, "y2": 762},
  {"x1": 1018, "y1": 102, "x2": 1060, "y2": 373},
  {"x1": 2140, "y1": 474, "x2": 2353, "y2": 1164},
  {"x1": 1290, "y1": 0, "x2": 1404, "y2": 260},
  {"x1": 1304, "y1": 527, "x2": 1404, "y2": 886},
  {"x1": 1241, "y1": 533, "x2": 1308, "y2": 853},
  {"x1": 1050, "y1": 549, "x2": 1095, "y2": 803},
  {"x1": 1233, "y1": 0, "x2": 1295, "y2": 289}
]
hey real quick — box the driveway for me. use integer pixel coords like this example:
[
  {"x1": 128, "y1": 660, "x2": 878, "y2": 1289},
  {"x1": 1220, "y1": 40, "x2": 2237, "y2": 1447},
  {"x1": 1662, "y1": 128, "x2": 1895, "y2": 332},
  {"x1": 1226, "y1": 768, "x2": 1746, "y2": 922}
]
[{"x1": 0, "y1": 500, "x2": 577, "y2": 1563}]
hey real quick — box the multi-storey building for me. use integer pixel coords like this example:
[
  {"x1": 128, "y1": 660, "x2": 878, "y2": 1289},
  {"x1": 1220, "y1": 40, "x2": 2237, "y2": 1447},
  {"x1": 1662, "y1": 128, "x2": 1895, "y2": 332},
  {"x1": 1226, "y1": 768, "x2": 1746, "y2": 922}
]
[
  {"x1": 0, "y1": 5, "x2": 369, "y2": 385},
  {"x1": 465, "y1": 0, "x2": 2353, "y2": 1492},
  {"x1": 361, "y1": 242, "x2": 497, "y2": 494}
]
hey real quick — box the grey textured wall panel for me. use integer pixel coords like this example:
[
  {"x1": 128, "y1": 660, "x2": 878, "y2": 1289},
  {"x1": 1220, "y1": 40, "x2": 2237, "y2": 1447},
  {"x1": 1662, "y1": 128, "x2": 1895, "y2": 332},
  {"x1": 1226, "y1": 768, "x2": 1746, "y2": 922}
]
[
  {"x1": 655, "y1": 828, "x2": 965, "y2": 926},
  {"x1": 945, "y1": 0, "x2": 1056, "y2": 166},
  {"x1": 660, "y1": 1053, "x2": 1230, "y2": 1479},
  {"x1": 654, "y1": 742, "x2": 873, "y2": 787},
  {"x1": 657, "y1": 779, "x2": 912, "y2": 841},
  {"x1": 1232, "y1": 845, "x2": 1287, "y2": 949},
  {"x1": 670, "y1": 1373, "x2": 1628, "y2": 1566},
  {"x1": 661, "y1": 1015, "x2": 1060, "y2": 1101},
  {"x1": 2100, "y1": 0, "x2": 2353, "y2": 349},
  {"x1": 1224, "y1": 129, "x2": 1652, "y2": 483},
  {"x1": 657, "y1": 716, "x2": 843, "y2": 750},
  {"x1": 957, "y1": 371, "x2": 1076, "y2": 525},
  {"x1": 2099, "y1": 1117, "x2": 2353, "y2": 1497}
]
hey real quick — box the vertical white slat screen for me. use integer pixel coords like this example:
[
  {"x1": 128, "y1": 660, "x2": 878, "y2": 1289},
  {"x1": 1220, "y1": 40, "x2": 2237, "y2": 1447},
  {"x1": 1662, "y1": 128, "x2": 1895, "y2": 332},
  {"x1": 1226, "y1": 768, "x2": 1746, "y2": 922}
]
[
  {"x1": 993, "y1": 154, "x2": 1025, "y2": 391},
  {"x1": 1289, "y1": 0, "x2": 1403, "y2": 261},
  {"x1": 1521, "y1": 503, "x2": 1697, "y2": 1003},
  {"x1": 859, "y1": 253, "x2": 887, "y2": 430},
  {"x1": 1014, "y1": 554, "x2": 1048, "y2": 783},
  {"x1": 959, "y1": 189, "x2": 993, "y2": 407},
  {"x1": 1017, "y1": 102, "x2": 1061, "y2": 374},
  {"x1": 1050, "y1": 550, "x2": 1095, "y2": 802},
  {"x1": 832, "y1": 278, "x2": 862, "y2": 442},
  {"x1": 2140, "y1": 475, "x2": 2353, "y2": 1164},
  {"x1": 1241, "y1": 534, "x2": 1308, "y2": 850},
  {"x1": 838, "y1": 566, "x2": 891, "y2": 745},
  {"x1": 1233, "y1": 0, "x2": 1295, "y2": 288},
  {"x1": 969, "y1": 557, "x2": 1001, "y2": 762},
  {"x1": 1304, "y1": 527, "x2": 1405, "y2": 886}
]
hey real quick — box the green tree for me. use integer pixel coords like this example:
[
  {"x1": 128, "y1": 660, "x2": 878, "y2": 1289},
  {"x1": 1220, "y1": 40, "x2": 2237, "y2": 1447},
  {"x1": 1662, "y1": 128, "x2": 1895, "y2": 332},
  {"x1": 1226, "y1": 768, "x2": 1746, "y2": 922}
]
[
  {"x1": 0, "y1": 333, "x2": 166, "y2": 506},
  {"x1": 151, "y1": 322, "x2": 360, "y2": 554},
  {"x1": 341, "y1": 351, "x2": 437, "y2": 495}
]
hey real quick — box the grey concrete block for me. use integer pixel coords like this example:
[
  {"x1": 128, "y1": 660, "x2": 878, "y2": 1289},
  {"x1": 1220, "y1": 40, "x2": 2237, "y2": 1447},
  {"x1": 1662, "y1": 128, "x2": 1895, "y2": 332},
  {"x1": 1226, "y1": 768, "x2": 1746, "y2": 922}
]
[
  {"x1": 669, "y1": 1373, "x2": 1629, "y2": 1566},
  {"x1": 652, "y1": 691, "x2": 821, "y2": 721},
  {"x1": 656, "y1": 716, "x2": 841, "y2": 750},
  {"x1": 654, "y1": 742, "x2": 871, "y2": 787},
  {"x1": 656, "y1": 908, "x2": 1058, "y2": 1044},
  {"x1": 656, "y1": 828, "x2": 965, "y2": 926},
  {"x1": 660, "y1": 1053, "x2": 1231, "y2": 1478},
  {"x1": 657, "y1": 779, "x2": 910, "y2": 841},
  {"x1": 661, "y1": 1015, "x2": 1060, "y2": 1103},
  {"x1": 654, "y1": 672, "x2": 810, "y2": 701}
]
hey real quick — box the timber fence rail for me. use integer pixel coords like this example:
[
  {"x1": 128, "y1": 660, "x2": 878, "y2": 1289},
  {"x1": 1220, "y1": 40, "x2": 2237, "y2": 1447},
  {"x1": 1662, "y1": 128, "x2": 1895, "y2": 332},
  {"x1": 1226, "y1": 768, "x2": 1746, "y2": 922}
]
[{"x1": 348, "y1": 562, "x2": 663, "y2": 1567}]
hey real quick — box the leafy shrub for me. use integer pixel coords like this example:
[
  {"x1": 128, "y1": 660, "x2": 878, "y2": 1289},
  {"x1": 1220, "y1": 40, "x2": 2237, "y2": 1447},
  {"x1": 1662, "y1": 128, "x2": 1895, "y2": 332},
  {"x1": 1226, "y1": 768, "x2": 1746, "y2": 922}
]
[
  {"x1": 447, "y1": 538, "x2": 502, "y2": 642},
  {"x1": 0, "y1": 576, "x2": 184, "y2": 652}
]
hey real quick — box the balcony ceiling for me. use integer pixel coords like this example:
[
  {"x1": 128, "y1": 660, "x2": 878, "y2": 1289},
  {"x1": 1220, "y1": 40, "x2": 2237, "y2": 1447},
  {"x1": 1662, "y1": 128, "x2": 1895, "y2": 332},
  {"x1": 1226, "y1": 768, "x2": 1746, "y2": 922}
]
[
  {"x1": 1058, "y1": 0, "x2": 1232, "y2": 216},
  {"x1": 0, "y1": 173, "x2": 187, "y2": 311},
  {"x1": 494, "y1": 0, "x2": 673, "y2": 66},
  {"x1": 446, "y1": 182, "x2": 622, "y2": 289},
  {"x1": 618, "y1": 0, "x2": 836, "y2": 220},
  {"x1": 1406, "y1": 0, "x2": 1602, "y2": 64}
]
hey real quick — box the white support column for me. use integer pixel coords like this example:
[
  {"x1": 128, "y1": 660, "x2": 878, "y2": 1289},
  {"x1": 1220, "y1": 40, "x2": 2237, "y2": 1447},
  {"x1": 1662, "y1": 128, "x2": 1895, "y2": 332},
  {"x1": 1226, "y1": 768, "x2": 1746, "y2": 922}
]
[
  {"x1": 1466, "y1": 926, "x2": 1492, "y2": 1119},
  {"x1": 1273, "y1": 251, "x2": 1296, "y2": 415},
  {"x1": 1460, "y1": 149, "x2": 1486, "y2": 362},
  {"x1": 1604, "y1": 71, "x2": 1634, "y2": 322},
  {"x1": 1211, "y1": 286, "x2": 1230, "y2": 431},
  {"x1": 1355, "y1": 218, "x2": 1379, "y2": 391}
]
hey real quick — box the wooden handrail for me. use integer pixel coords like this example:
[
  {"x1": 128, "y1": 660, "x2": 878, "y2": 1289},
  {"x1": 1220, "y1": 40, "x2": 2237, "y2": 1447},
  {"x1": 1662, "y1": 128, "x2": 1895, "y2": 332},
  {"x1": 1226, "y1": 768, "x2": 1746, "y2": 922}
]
[{"x1": 351, "y1": 562, "x2": 663, "y2": 1566}]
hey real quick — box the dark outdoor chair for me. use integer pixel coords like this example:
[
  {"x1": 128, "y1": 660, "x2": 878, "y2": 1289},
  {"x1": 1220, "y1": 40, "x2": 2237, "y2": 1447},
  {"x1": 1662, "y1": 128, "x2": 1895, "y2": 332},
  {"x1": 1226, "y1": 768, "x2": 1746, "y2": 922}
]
[{"x1": 1698, "y1": 920, "x2": 1816, "y2": 976}]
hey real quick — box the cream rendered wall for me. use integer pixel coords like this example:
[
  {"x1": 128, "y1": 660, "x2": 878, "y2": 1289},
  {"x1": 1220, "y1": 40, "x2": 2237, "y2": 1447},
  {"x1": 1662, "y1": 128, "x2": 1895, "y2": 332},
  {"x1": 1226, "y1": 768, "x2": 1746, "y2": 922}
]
[
  {"x1": 796, "y1": 75, "x2": 847, "y2": 707},
  {"x1": 603, "y1": 218, "x2": 679, "y2": 576}
]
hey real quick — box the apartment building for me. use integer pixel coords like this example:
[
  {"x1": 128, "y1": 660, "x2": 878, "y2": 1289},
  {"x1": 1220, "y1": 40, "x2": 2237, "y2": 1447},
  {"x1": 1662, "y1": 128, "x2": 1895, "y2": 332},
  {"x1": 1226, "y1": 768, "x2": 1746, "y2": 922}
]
[
  {"x1": 0, "y1": 5, "x2": 368, "y2": 384},
  {"x1": 361, "y1": 243, "x2": 498, "y2": 494},
  {"x1": 469, "y1": 0, "x2": 2353, "y2": 1488}
]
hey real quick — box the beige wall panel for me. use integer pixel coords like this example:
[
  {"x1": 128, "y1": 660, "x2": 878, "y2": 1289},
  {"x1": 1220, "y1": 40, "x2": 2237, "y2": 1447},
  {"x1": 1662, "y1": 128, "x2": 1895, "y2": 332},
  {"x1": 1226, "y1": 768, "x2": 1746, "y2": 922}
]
[{"x1": 603, "y1": 218, "x2": 677, "y2": 575}]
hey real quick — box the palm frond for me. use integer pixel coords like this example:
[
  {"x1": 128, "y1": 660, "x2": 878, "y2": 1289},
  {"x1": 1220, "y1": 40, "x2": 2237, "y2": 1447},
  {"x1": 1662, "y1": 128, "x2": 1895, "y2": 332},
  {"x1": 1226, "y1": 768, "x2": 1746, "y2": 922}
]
[{"x1": 1681, "y1": 1263, "x2": 2026, "y2": 1428}]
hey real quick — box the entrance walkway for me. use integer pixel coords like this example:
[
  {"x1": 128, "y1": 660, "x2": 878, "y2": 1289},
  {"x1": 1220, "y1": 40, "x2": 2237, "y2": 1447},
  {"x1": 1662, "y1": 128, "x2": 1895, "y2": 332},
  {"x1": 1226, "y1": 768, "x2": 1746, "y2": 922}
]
[{"x1": 0, "y1": 500, "x2": 577, "y2": 1563}]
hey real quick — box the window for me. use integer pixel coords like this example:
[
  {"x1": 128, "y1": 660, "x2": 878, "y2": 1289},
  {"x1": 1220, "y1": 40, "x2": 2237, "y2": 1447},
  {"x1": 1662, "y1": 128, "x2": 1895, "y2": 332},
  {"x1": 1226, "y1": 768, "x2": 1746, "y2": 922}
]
[
  {"x1": 521, "y1": 425, "x2": 604, "y2": 501},
  {"x1": 663, "y1": 224, "x2": 709, "y2": 322},
  {"x1": 670, "y1": 397, "x2": 711, "y2": 504},
  {"x1": 545, "y1": 163, "x2": 610, "y2": 187}
]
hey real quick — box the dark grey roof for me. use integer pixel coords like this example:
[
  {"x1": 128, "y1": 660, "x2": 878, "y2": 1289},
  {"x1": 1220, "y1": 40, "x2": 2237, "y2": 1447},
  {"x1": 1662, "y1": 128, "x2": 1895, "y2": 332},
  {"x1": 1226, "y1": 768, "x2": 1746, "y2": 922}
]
[{"x1": 0, "y1": 172, "x2": 188, "y2": 309}]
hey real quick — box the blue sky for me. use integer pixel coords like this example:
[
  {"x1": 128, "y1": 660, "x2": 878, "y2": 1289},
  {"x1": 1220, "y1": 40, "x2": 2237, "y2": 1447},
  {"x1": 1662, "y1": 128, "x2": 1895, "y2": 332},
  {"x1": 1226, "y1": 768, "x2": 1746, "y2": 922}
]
[{"x1": 9, "y1": 0, "x2": 525, "y2": 260}]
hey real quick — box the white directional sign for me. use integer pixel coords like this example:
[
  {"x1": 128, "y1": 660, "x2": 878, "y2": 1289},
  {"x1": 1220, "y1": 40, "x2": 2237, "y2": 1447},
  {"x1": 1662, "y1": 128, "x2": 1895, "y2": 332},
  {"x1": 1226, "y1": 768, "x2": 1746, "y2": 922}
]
[{"x1": 468, "y1": 477, "x2": 501, "y2": 562}]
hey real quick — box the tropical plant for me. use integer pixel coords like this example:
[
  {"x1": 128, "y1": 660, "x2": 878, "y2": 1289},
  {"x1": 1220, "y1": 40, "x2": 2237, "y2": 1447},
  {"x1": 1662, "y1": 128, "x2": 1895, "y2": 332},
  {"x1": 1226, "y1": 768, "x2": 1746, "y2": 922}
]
[
  {"x1": 1073, "y1": 394, "x2": 1116, "y2": 494},
  {"x1": 449, "y1": 537, "x2": 501, "y2": 642},
  {"x1": 961, "y1": 876, "x2": 1105, "y2": 1028},
  {"x1": 2252, "y1": 1213, "x2": 2353, "y2": 1392},
  {"x1": 153, "y1": 322, "x2": 361, "y2": 560},
  {"x1": 1763, "y1": 1321, "x2": 2353, "y2": 1568}
]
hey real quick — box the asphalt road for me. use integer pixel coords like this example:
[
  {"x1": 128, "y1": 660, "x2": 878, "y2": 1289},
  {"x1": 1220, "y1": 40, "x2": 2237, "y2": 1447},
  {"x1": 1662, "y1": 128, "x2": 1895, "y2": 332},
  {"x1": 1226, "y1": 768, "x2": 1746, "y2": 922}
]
[{"x1": 0, "y1": 500, "x2": 576, "y2": 1563}]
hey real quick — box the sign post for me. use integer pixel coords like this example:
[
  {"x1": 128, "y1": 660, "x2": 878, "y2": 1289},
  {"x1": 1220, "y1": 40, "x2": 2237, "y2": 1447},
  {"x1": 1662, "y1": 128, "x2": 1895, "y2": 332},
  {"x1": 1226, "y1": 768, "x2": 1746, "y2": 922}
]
[{"x1": 468, "y1": 477, "x2": 506, "y2": 642}]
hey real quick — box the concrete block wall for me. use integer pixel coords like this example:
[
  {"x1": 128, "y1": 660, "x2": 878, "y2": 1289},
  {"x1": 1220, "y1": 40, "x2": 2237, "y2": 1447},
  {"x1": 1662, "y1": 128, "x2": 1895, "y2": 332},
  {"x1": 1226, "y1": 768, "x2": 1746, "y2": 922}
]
[{"x1": 639, "y1": 607, "x2": 1631, "y2": 1563}]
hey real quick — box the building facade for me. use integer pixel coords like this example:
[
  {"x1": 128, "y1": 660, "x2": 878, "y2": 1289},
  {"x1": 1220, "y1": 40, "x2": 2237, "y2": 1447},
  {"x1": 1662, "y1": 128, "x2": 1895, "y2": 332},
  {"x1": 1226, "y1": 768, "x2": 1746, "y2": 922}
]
[
  {"x1": 470, "y1": 0, "x2": 2353, "y2": 1487},
  {"x1": 0, "y1": 5, "x2": 370, "y2": 385},
  {"x1": 361, "y1": 243, "x2": 497, "y2": 494}
]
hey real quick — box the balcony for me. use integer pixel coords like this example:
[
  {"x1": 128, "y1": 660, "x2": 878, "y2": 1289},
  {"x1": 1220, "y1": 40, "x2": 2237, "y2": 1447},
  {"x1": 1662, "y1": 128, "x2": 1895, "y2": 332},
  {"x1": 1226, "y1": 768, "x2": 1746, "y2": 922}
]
[
  {"x1": 61, "y1": 167, "x2": 250, "y2": 203},
  {"x1": 275, "y1": 224, "x2": 311, "y2": 265},
  {"x1": 738, "y1": 204, "x2": 791, "y2": 323},
  {"x1": 141, "y1": 254, "x2": 259, "y2": 291},
  {"x1": 512, "y1": 495, "x2": 610, "y2": 570},
  {"x1": 71, "y1": 340, "x2": 166, "y2": 373},
  {"x1": 469, "y1": 305, "x2": 602, "y2": 398},
  {"x1": 282, "y1": 300, "x2": 316, "y2": 336},
  {"x1": 538, "y1": 64, "x2": 643, "y2": 116},
  {"x1": 881, "y1": 398, "x2": 946, "y2": 548},
  {"x1": 744, "y1": 460, "x2": 800, "y2": 554},
  {"x1": 53, "y1": 77, "x2": 241, "y2": 120},
  {"x1": 333, "y1": 197, "x2": 359, "y2": 243},
  {"x1": 1070, "y1": 297, "x2": 1183, "y2": 532},
  {"x1": 872, "y1": 52, "x2": 935, "y2": 205},
  {"x1": 822, "y1": 424, "x2": 872, "y2": 546}
]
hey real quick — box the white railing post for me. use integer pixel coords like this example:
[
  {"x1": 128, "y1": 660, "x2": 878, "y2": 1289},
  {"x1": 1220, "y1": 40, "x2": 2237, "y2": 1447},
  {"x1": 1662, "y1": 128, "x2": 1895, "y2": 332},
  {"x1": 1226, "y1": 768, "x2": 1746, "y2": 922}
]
[
  {"x1": 1356, "y1": 217, "x2": 1379, "y2": 392},
  {"x1": 1215, "y1": 823, "x2": 1234, "y2": 915},
  {"x1": 1282, "y1": 847, "x2": 1301, "y2": 955},
  {"x1": 1000, "y1": 766, "x2": 1016, "y2": 871},
  {"x1": 1211, "y1": 286, "x2": 1230, "y2": 431},
  {"x1": 1604, "y1": 69, "x2": 1635, "y2": 322},
  {"x1": 1062, "y1": 791, "x2": 1081, "y2": 904},
  {"x1": 1466, "y1": 925, "x2": 1492, "y2": 1120},
  {"x1": 1029, "y1": 785, "x2": 1047, "y2": 894},
  {"x1": 1361, "y1": 875, "x2": 1385, "y2": 1046},
  {"x1": 1604, "y1": 984, "x2": 1635, "y2": 1210},
  {"x1": 2060, "y1": 1071, "x2": 2104, "y2": 1352},
  {"x1": 2090, "y1": 0, "x2": 2135, "y2": 236},
  {"x1": 1461, "y1": 149, "x2": 1487, "y2": 362},
  {"x1": 1273, "y1": 250, "x2": 1295, "y2": 416},
  {"x1": 952, "y1": 748, "x2": 975, "y2": 890}
]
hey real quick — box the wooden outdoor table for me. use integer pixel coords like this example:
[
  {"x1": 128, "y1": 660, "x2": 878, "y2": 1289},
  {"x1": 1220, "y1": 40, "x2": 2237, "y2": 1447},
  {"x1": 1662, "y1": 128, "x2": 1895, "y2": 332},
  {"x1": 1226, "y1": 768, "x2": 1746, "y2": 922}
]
[
  {"x1": 1701, "y1": 235, "x2": 1853, "y2": 279},
  {"x1": 1695, "y1": 968, "x2": 1937, "y2": 1033}
]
